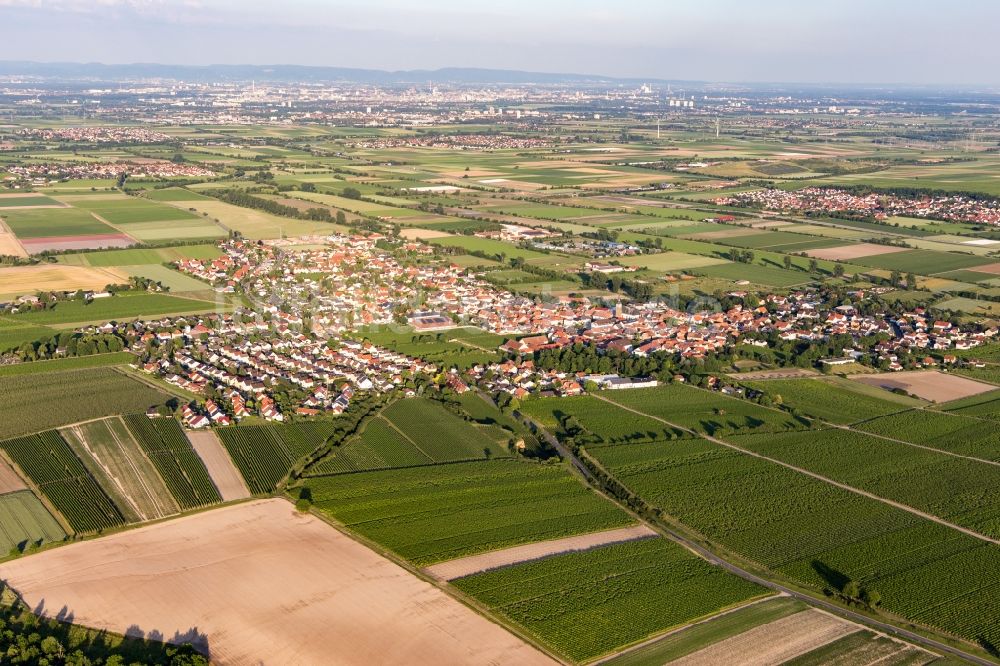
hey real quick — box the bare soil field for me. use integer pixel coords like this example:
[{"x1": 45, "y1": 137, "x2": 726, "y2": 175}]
[
  {"x1": 19, "y1": 233, "x2": 136, "y2": 254},
  {"x1": 670, "y1": 609, "x2": 858, "y2": 666},
  {"x1": 748, "y1": 220, "x2": 793, "y2": 228},
  {"x1": 398, "y1": 227, "x2": 452, "y2": 240},
  {"x1": 0, "y1": 499, "x2": 553, "y2": 666},
  {"x1": 963, "y1": 262, "x2": 1000, "y2": 275},
  {"x1": 805, "y1": 243, "x2": 909, "y2": 261},
  {"x1": 688, "y1": 228, "x2": 764, "y2": 241},
  {"x1": 727, "y1": 368, "x2": 818, "y2": 380},
  {"x1": 186, "y1": 430, "x2": 250, "y2": 502},
  {"x1": 424, "y1": 524, "x2": 656, "y2": 581},
  {"x1": 0, "y1": 264, "x2": 128, "y2": 298},
  {"x1": 0, "y1": 457, "x2": 27, "y2": 494},
  {"x1": 0, "y1": 227, "x2": 26, "y2": 258},
  {"x1": 852, "y1": 370, "x2": 997, "y2": 402}
]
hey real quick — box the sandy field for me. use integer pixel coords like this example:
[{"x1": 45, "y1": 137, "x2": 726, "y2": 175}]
[
  {"x1": 963, "y1": 262, "x2": 1000, "y2": 275},
  {"x1": 805, "y1": 243, "x2": 909, "y2": 261},
  {"x1": 19, "y1": 233, "x2": 135, "y2": 254},
  {"x1": 186, "y1": 430, "x2": 250, "y2": 502},
  {"x1": 398, "y1": 227, "x2": 452, "y2": 240},
  {"x1": 748, "y1": 220, "x2": 793, "y2": 228},
  {"x1": 425, "y1": 524, "x2": 656, "y2": 581},
  {"x1": 0, "y1": 264, "x2": 127, "y2": 297},
  {"x1": 0, "y1": 499, "x2": 553, "y2": 666},
  {"x1": 0, "y1": 230, "x2": 26, "y2": 258},
  {"x1": 0, "y1": 457, "x2": 27, "y2": 494},
  {"x1": 671, "y1": 610, "x2": 857, "y2": 666},
  {"x1": 852, "y1": 370, "x2": 997, "y2": 402}
]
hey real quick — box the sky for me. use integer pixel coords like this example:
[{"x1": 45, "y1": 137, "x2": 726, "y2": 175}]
[{"x1": 1, "y1": 0, "x2": 998, "y2": 84}]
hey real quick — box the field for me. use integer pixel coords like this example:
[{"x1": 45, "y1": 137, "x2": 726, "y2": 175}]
[
  {"x1": 6, "y1": 292, "x2": 224, "y2": 326},
  {"x1": 176, "y1": 199, "x2": 339, "y2": 239},
  {"x1": 729, "y1": 428, "x2": 1000, "y2": 539},
  {"x1": 520, "y1": 394, "x2": 687, "y2": 443},
  {"x1": 742, "y1": 377, "x2": 920, "y2": 424},
  {"x1": 0, "y1": 499, "x2": 553, "y2": 666},
  {"x1": 602, "y1": 597, "x2": 809, "y2": 666},
  {"x1": 596, "y1": 384, "x2": 806, "y2": 435},
  {"x1": 1, "y1": 207, "x2": 114, "y2": 238},
  {"x1": 60, "y1": 417, "x2": 180, "y2": 523},
  {"x1": 0, "y1": 264, "x2": 127, "y2": 299},
  {"x1": 857, "y1": 409, "x2": 1000, "y2": 461},
  {"x1": 0, "y1": 490, "x2": 66, "y2": 554},
  {"x1": 588, "y1": 438, "x2": 1000, "y2": 648},
  {"x1": 186, "y1": 430, "x2": 251, "y2": 501},
  {"x1": 0, "y1": 367, "x2": 170, "y2": 440},
  {"x1": 217, "y1": 421, "x2": 337, "y2": 493},
  {"x1": 0, "y1": 430, "x2": 125, "y2": 532},
  {"x1": 452, "y1": 537, "x2": 766, "y2": 662},
  {"x1": 852, "y1": 371, "x2": 998, "y2": 402},
  {"x1": 307, "y1": 458, "x2": 632, "y2": 565}
]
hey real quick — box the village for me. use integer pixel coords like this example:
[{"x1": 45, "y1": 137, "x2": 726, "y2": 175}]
[{"x1": 715, "y1": 186, "x2": 1000, "y2": 226}]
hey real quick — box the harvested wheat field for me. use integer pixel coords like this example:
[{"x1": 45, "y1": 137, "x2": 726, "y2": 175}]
[
  {"x1": 0, "y1": 457, "x2": 27, "y2": 494},
  {"x1": 852, "y1": 370, "x2": 997, "y2": 402},
  {"x1": 805, "y1": 243, "x2": 908, "y2": 261},
  {"x1": 425, "y1": 524, "x2": 656, "y2": 581},
  {"x1": 399, "y1": 227, "x2": 452, "y2": 240},
  {"x1": 186, "y1": 430, "x2": 250, "y2": 502},
  {"x1": 670, "y1": 609, "x2": 858, "y2": 666},
  {"x1": 0, "y1": 264, "x2": 127, "y2": 297},
  {"x1": 0, "y1": 220, "x2": 26, "y2": 258},
  {"x1": 0, "y1": 499, "x2": 553, "y2": 666}
]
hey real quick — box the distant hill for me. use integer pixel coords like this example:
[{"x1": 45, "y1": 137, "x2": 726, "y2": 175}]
[{"x1": 0, "y1": 61, "x2": 694, "y2": 85}]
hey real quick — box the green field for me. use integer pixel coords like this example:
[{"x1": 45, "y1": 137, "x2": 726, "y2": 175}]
[
  {"x1": 379, "y1": 398, "x2": 509, "y2": 460},
  {"x1": 0, "y1": 367, "x2": 170, "y2": 440},
  {"x1": 217, "y1": 421, "x2": 337, "y2": 493},
  {"x1": 0, "y1": 352, "x2": 133, "y2": 377},
  {"x1": 308, "y1": 458, "x2": 633, "y2": 565},
  {"x1": 0, "y1": 196, "x2": 59, "y2": 208},
  {"x1": 743, "y1": 377, "x2": 920, "y2": 424},
  {"x1": 589, "y1": 438, "x2": 1000, "y2": 648},
  {"x1": 0, "y1": 490, "x2": 67, "y2": 554},
  {"x1": 1, "y1": 208, "x2": 113, "y2": 238},
  {"x1": 428, "y1": 234, "x2": 551, "y2": 261},
  {"x1": 520, "y1": 395, "x2": 687, "y2": 443},
  {"x1": 453, "y1": 537, "x2": 766, "y2": 662},
  {"x1": 62, "y1": 243, "x2": 222, "y2": 267},
  {"x1": 5, "y1": 293, "x2": 222, "y2": 326},
  {"x1": 142, "y1": 187, "x2": 214, "y2": 202},
  {"x1": 0, "y1": 430, "x2": 125, "y2": 532},
  {"x1": 857, "y1": 409, "x2": 1000, "y2": 461},
  {"x1": 597, "y1": 384, "x2": 807, "y2": 435},
  {"x1": 72, "y1": 198, "x2": 200, "y2": 225}
]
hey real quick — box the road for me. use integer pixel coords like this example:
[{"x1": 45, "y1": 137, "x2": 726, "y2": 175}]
[{"x1": 550, "y1": 394, "x2": 999, "y2": 665}]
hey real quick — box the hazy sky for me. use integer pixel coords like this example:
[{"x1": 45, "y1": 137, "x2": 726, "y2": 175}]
[{"x1": 2, "y1": 0, "x2": 998, "y2": 84}]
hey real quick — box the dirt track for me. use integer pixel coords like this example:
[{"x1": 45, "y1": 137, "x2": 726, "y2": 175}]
[
  {"x1": 0, "y1": 499, "x2": 554, "y2": 666},
  {"x1": 186, "y1": 430, "x2": 250, "y2": 501},
  {"x1": 424, "y1": 524, "x2": 656, "y2": 581}
]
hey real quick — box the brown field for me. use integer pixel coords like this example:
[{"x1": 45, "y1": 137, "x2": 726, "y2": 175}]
[
  {"x1": 852, "y1": 370, "x2": 997, "y2": 402},
  {"x1": 964, "y1": 262, "x2": 1000, "y2": 275},
  {"x1": 0, "y1": 264, "x2": 127, "y2": 298},
  {"x1": 805, "y1": 243, "x2": 909, "y2": 261},
  {"x1": 0, "y1": 457, "x2": 27, "y2": 494},
  {"x1": 399, "y1": 227, "x2": 452, "y2": 240},
  {"x1": 424, "y1": 524, "x2": 656, "y2": 581},
  {"x1": 0, "y1": 499, "x2": 553, "y2": 666},
  {"x1": 0, "y1": 226, "x2": 26, "y2": 258},
  {"x1": 186, "y1": 430, "x2": 250, "y2": 502},
  {"x1": 727, "y1": 368, "x2": 818, "y2": 380},
  {"x1": 688, "y1": 228, "x2": 764, "y2": 241},
  {"x1": 19, "y1": 233, "x2": 135, "y2": 254},
  {"x1": 670, "y1": 610, "x2": 858, "y2": 666},
  {"x1": 748, "y1": 220, "x2": 793, "y2": 228}
]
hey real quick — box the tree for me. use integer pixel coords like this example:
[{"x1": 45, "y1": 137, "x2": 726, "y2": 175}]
[
  {"x1": 833, "y1": 262, "x2": 845, "y2": 278},
  {"x1": 842, "y1": 580, "x2": 860, "y2": 599},
  {"x1": 808, "y1": 258, "x2": 818, "y2": 273},
  {"x1": 335, "y1": 210, "x2": 347, "y2": 225},
  {"x1": 342, "y1": 187, "x2": 362, "y2": 200},
  {"x1": 783, "y1": 255, "x2": 793, "y2": 270},
  {"x1": 860, "y1": 587, "x2": 881, "y2": 607},
  {"x1": 300, "y1": 182, "x2": 316, "y2": 192}
]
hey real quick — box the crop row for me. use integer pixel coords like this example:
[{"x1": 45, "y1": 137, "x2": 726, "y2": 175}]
[
  {"x1": 308, "y1": 418, "x2": 431, "y2": 475},
  {"x1": 382, "y1": 398, "x2": 508, "y2": 461},
  {"x1": 123, "y1": 415, "x2": 221, "y2": 508},
  {"x1": 856, "y1": 409, "x2": 1000, "y2": 461},
  {"x1": 453, "y1": 537, "x2": 764, "y2": 662},
  {"x1": 519, "y1": 395, "x2": 685, "y2": 444},
  {"x1": 588, "y1": 438, "x2": 1000, "y2": 647},
  {"x1": 307, "y1": 459, "x2": 632, "y2": 565}
]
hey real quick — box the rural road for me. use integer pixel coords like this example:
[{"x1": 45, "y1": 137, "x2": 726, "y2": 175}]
[{"x1": 567, "y1": 394, "x2": 1000, "y2": 666}]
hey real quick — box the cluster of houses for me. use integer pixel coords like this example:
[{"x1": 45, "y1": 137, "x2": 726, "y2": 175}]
[
  {"x1": 5, "y1": 160, "x2": 215, "y2": 185},
  {"x1": 716, "y1": 187, "x2": 1000, "y2": 226},
  {"x1": 19, "y1": 127, "x2": 173, "y2": 143}
]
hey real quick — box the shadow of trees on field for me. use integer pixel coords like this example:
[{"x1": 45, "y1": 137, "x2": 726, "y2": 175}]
[{"x1": 20, "y1": 593, "x2": 211, "y2": 662}]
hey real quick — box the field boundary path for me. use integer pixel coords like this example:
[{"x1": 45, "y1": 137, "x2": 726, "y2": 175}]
[
  {"x1": 186, "y1": 429, "x2": 250, "y2": 502},
  {"x1": 424, "y1": 524, "x2": 656, "y2": 581},
  {"x1": 593, "y1": 393, "x2": 1000, "y2": 547}
]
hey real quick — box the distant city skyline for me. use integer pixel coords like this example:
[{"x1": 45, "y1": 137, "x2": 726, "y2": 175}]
[{"x1": 2, "y1": 0, "x2": 999, "y2": 85}]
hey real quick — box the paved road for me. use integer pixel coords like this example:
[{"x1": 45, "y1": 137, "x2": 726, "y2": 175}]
[{"x1": 561, "y1": 394, "x2": 1000, "y2": 665}]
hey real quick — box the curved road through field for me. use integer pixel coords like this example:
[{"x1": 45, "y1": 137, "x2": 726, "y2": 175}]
[{"x1": 531, "y1": 397, "x2": 997, "y2": 666}]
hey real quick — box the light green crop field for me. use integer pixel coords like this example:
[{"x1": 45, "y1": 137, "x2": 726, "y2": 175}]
[
  {"x1": 72, "y1": 198, "x2": 200, "y2": 225},
  {"x1": 0, "y1": 195, "x2": 60, "y2": 208},
  {"x1": 4, "y1": 292, "x2": 224, "y2": 326},
  {"x1": 1, "y1": 208, "x2": 113, "y2": 238}
]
